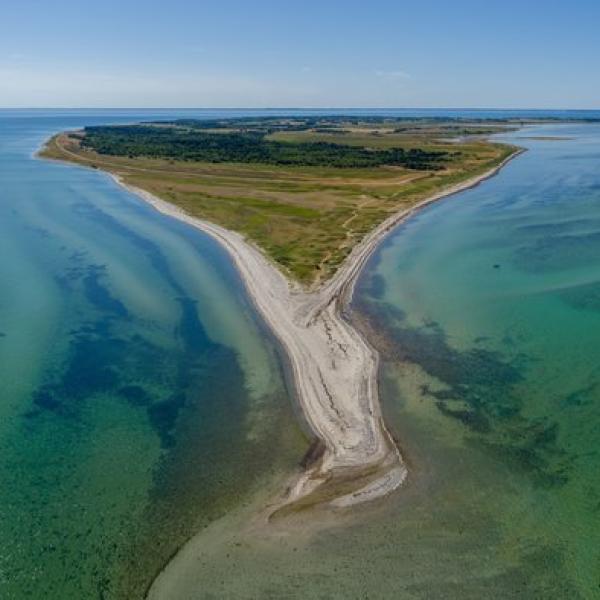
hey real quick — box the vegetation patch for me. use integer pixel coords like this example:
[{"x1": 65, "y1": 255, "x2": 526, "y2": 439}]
[
  {"x1": 42, "y1": 116, "x2": 519, "y2": 284},
  {"x1": 81, "y1": 123, "x2": 451, "y2": 169}
]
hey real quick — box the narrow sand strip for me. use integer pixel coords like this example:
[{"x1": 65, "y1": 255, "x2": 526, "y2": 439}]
[{"x1": 108, "y1": 148, "x2": 523, "y2": 510}]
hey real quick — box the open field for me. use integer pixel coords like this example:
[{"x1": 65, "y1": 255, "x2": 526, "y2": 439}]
[{"x1": 41, "y1": 118, "x2": 518, "y2": 284}]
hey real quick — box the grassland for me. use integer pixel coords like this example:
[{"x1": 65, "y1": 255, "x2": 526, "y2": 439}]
[{"x1": 41, "y1": 118, "x2": 518, "y2": 284}]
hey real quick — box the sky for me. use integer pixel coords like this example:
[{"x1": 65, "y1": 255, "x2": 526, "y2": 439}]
[{"x1": 1, "y1": 0, "x2": 599, "y2": 108}]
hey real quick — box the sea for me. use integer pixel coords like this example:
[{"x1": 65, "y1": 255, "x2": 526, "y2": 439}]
[{"x1": 0, "y1": 109, "x2": 599, "y2": 599}]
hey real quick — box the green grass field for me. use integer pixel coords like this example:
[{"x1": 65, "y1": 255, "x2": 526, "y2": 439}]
[{"x1": 42, "y1": 118, "x2": 518, "y2": 284}]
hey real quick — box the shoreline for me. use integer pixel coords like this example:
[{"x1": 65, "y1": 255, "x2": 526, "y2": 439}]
[
  {"x1": 111, "y1": 173, "x2": 407, "y2": 509},
  {"x1": 99, "y1": 146, "x2": 524, "y2": 511}
]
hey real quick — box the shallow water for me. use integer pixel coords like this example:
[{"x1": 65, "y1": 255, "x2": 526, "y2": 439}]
[
  {"x1": 0, "y1": 110, "x2": 306, "y2": 599},
  {"x1": 354, "y1": 123, "x2": 600, "y2": 598}
]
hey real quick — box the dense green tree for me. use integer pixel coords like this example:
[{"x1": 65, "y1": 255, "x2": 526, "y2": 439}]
[{"x1": 81, "y1": 121, "x2": 449, "y2": 170}]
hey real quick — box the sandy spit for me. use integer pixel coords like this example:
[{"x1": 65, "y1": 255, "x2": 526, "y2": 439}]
[{"x1": 104, "y1": 148, "x2": 523, "y2": 512}]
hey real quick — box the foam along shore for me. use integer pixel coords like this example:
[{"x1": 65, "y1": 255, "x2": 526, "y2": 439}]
[{"x1": 100, "y1": 148, "x2": 523, "y2": 513}]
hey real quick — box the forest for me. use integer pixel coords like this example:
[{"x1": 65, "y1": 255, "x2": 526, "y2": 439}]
[{"x1": 80, "y1": 122, "x2": 449, "y2": 169}]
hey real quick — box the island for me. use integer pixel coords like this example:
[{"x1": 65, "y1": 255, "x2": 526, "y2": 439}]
[{"x1": 41, "y1": 116, "x2": 522, "y2": 513}]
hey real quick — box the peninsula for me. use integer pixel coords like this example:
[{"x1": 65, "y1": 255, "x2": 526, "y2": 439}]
[{"x1": 41, "y1": 116, "x2": 521, "y2": 512}]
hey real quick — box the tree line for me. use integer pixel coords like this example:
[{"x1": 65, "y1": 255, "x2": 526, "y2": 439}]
[{"x1": 81, "y1": 124, "x2": 449, "y2": 170}]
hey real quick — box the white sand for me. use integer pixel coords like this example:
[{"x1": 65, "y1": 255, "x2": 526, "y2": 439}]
[{"x1": 109, "y1": 148, "x2": 522, "y2": 510}]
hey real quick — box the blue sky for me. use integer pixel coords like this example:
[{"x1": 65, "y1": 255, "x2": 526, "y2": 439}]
[{"x1": 1, "y1": 0, "x2": 599, "y2": 108}]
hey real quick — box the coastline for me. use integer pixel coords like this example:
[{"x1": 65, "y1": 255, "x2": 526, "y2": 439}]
[
  {"x1": 97, "y1": 145, "x2": 524, "y2": 512},
  {"x1": 111, "y1": 173, "x2": 406, "y2": 510}
]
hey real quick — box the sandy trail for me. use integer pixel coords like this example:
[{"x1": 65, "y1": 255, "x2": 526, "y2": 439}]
[{"x1": 107, "y1": 148, "x2": 522, "y2": 510}]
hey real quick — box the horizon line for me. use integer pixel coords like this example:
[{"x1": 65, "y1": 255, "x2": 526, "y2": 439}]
[{"x1": 1, "y1": 106, "x2": 599, "y2": 112}]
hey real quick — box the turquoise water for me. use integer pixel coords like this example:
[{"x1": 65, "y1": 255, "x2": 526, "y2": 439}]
[
  {"x1": 2, "y1": 111, "x2": 600, "y2": 599},
  {"x1": 354, "y1": 122, "x2": 600, "y2": 597},
  {"x1": 0, "y1": 111, "x2": 305, "y2": 598}
]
